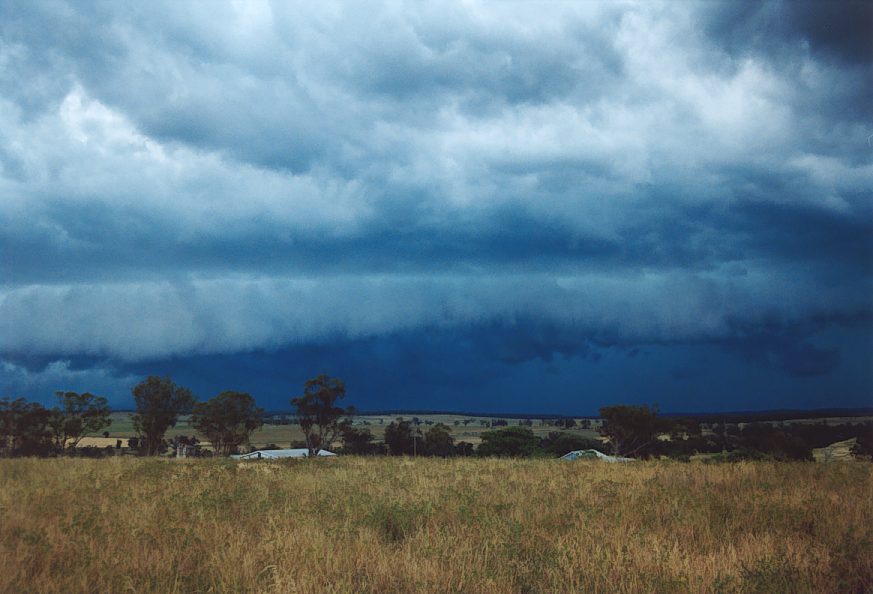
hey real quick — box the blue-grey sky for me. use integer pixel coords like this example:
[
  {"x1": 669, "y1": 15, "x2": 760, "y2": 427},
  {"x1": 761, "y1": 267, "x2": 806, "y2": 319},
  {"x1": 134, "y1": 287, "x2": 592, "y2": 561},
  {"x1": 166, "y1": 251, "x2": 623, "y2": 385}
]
[{"x1": 1, "y1": 1, "x2": 871, "y2": 414}]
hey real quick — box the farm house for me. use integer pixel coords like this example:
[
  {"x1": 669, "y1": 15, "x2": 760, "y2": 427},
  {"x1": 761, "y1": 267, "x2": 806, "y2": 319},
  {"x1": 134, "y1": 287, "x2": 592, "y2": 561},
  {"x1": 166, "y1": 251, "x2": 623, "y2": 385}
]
[{"x1": 231, "y1": 449, "x2": 337, "y2": 460}]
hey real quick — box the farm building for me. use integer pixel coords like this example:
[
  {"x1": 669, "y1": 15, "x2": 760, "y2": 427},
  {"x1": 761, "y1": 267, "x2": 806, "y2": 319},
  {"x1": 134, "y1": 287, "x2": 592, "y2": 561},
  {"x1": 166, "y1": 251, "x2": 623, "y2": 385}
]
[
  {"x1": 231, "y1": 449, "x2": 336, "y2": 460},
  {"x1": 560, "y1": 449, "x2": 635, "y2": 463}
]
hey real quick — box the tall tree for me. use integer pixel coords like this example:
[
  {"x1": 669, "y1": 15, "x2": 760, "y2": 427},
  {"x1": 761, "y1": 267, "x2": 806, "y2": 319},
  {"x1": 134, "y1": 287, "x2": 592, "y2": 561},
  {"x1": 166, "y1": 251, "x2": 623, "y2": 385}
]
[
  {"x1": 383, "y1": 418, "x2": 417, "y2": 455},
  {"x1": 0, "y1": 397, "x2": 13, "y2": 455},
  {"x1": 291, "y1": 375, "x2": 353, "y2": 457},
  {"x1": 598, "y1": 404, "x2": 668, "y2": 458},
  {"x1": 0, "y1": 397, "x2": 54, "y2": 457},
  {"x1": 131, "y1": 376, "x2": 195, "y2": 456},
  {"x1": 477, "y1": 426, "x2": 540, "y2": 457},
  {"x1": 49, "y1": 391, "x2": 111, "y2": 452},
  {"x1": 539, "y1": 431, "x2": 603, "y2": 456},
  {"x1": 340, "y1": 425, "x2": 382, "y2": 455},
  {"x1": 191, "y1": 391, "x2": 264, "y2": 456},
  {"x1": 423, "y1": 423, "x2": 455, "y2": 457}
]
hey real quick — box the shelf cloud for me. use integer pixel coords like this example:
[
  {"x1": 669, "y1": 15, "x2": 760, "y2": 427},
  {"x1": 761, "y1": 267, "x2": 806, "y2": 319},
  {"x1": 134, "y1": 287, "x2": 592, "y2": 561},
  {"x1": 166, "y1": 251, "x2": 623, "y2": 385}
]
[{"x1": 1, "y1": 1, "x2": 871, "y2": 411}]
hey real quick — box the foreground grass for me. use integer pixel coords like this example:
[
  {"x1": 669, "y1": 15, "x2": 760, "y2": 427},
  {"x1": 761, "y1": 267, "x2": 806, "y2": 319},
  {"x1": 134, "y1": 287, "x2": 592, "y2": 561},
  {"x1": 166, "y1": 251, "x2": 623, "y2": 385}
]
[{"x1": 1, "y1": 458, "x2": 871, "y2": 593}]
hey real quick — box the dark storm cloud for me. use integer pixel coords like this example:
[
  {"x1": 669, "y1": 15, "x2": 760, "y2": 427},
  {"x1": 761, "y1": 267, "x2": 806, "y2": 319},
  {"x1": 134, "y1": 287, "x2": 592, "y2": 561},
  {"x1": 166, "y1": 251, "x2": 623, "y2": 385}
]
[
  {"x1": 1, "y1": 1, "x2": 871, "y2": 409},
  {"x1": 727, "y1": 198, "x2": 873, "y2": 269},
  {"x1": 781, "y1": 343, "x2": 841, "y2": 378},
  {"x1": 701, "y1": 1, "x2": 873, "y2": 67},
  {"x1": 23, "y1": 319, "x2": 867, "y2": 413},
  {"x1": 699, "y1": 1, "x2": 873, "y2": 125}
]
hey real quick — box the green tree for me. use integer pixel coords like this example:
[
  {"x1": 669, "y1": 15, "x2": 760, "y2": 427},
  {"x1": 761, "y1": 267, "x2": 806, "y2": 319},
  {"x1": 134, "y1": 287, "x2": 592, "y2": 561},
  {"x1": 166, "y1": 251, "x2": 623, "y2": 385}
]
[
  {"x1": 191, "y1": 391, "x2": 264, "y2": 456},
  {"x1": 49, "y1": 391, "x2": 111, "y2": 453},
  {"x1": 477, "y1": 426, "x2": 540, "y2": 457},
  {"x1": 422, "y1": 423, "x2": 454, "y2": 456},
  {"x1": 131, "y1": 376, "x2": 195, "y2": 456},
  {"x1": 291, "y1": 375, "x2": 353, "y2": 457},
  {"x1": 539, "y1": 431, "x2": 603, "y2": 456},
  {"x1": 340, "y1": 425, "x2": 383, "y2": 455},
  {"x1": 0, "y1": 397, "x2": 54, "y2": 457},
  {"x1": 598, "y1": 404, "x2": 668, "y2": 458},
  {"x1": 383, "y1": 418, "x2": 416, "y2": 455},
  {"x1": 0, "y1": 397, "x2": 13, "y2": 455},
  {"x1": 455, "y1": 441, "x2": 475, "y2": 456},
  {"x1": 738, "y1": 424, "x2": 812, "y2": 461},
  {"x1": 851, "y1": 428, "x2": 873, "y2": 460}
]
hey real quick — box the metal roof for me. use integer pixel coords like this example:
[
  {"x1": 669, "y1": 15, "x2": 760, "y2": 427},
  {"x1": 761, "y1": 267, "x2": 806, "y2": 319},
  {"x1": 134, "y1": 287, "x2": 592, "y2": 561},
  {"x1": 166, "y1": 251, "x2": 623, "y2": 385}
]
[
  {"x1": 560, "y1": 449, "x2": 635, "y2": 463},
  {"x1": 231, "y1": 448, "x2": 337, "y2": 460}
]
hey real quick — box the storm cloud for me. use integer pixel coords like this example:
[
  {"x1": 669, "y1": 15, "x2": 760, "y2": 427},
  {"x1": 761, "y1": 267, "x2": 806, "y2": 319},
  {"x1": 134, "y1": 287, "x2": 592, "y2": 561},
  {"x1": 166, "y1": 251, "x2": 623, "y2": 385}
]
[{"x1": 1, "y1": 1, "x2": 871, "y2": 411}]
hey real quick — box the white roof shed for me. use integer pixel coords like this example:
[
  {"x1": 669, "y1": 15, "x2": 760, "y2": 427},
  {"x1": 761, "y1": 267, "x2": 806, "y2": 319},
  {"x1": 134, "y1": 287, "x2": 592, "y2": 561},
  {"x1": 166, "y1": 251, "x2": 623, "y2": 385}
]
[
  {"x1": 231, "y1": 448, "x2": 336, "y2": 460},
  {"x1": 560, "y1": 449, "x2": 635, "y2": 463}
]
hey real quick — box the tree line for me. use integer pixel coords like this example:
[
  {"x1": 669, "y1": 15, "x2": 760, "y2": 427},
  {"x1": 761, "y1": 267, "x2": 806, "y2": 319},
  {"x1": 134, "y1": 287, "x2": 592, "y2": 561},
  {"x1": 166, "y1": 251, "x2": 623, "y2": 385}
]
[
  {"x1": 0, "y1": 374, "x2": 355, "y2": 458},
  {"x1": 3, "y1": 376, "x2": 872, "y2": 460},
  {"x1": 352, "y1": 406, "x2": 872, "y2": 461}
]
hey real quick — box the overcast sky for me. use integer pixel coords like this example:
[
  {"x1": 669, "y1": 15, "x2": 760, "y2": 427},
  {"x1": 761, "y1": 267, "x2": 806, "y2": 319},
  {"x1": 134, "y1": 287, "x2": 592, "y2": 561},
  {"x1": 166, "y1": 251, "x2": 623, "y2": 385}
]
[{"x1": 1, "y1": 1, "x2": 871, "y2": 413}]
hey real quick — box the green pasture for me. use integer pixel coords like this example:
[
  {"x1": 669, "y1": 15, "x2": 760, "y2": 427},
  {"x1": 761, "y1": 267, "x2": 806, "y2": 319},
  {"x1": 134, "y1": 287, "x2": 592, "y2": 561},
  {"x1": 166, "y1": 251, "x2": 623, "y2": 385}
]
[{"x1": 105, "y1": 412, "x2": 602, "y2": 448}]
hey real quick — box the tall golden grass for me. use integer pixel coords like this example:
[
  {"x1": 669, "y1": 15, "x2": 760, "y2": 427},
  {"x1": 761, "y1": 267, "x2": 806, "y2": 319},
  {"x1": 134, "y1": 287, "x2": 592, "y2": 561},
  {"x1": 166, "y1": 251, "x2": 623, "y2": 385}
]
[{"x1": 1, "y1": 457, "x2": 871, "y2": 593}]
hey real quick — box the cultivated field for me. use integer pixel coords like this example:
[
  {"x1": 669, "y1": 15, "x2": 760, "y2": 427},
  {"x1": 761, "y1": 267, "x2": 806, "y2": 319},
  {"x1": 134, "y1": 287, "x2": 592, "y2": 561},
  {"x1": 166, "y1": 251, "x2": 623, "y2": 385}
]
[
  {"x1": 103, "y1": 412, "x2": 604, "y2": 447},
  {"x1": 1, "y1": 457, "x2": 871, "y2": 593},
  {"x1": 101, "y1": 412, "x2": 873, "y2": 451}
]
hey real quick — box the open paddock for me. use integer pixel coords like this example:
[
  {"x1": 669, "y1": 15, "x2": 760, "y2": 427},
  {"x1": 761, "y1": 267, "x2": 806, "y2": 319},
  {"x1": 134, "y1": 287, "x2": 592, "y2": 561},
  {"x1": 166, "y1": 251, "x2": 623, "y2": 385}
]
[
  {"x1": 1, "y1": 457, "x2": 871, "y2": 593},
  {"x1": 103, "y1": 412, "x2": 603, "y2": 448}
]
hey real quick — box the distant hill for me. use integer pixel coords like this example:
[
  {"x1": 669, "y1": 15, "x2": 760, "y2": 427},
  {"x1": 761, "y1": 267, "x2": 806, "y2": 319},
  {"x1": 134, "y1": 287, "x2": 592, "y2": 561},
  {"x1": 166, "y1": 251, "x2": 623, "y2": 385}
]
[{"x1": 257, "y1": 407, "x2": 873, "y2": 422}]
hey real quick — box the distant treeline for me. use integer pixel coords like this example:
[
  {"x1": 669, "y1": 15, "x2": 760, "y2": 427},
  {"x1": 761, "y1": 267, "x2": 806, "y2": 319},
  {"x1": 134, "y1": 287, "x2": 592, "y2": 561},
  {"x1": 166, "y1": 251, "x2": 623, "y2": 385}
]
[
  {"x1": 663, "y1": 408, "x2": 873, "y2": 424},
  {"x1": 3, "y1": 376, "x2": 872, "y2": 461},
  {"x1": 265, "y1": 407, "x2": 873, "y2": 423},
  {"x1": 347, "y1": 410, "x2": 872, "y2": 462},
  {"x1": 339, "y1": 410, "x2": 599, "y2": 420}
]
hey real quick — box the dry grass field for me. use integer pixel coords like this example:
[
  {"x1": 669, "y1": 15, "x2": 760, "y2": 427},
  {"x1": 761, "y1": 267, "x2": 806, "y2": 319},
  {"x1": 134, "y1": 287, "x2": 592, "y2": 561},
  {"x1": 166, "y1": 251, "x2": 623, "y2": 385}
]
[{"x1": 1, "y1": 457, "x2": 871, "y2": 594}]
